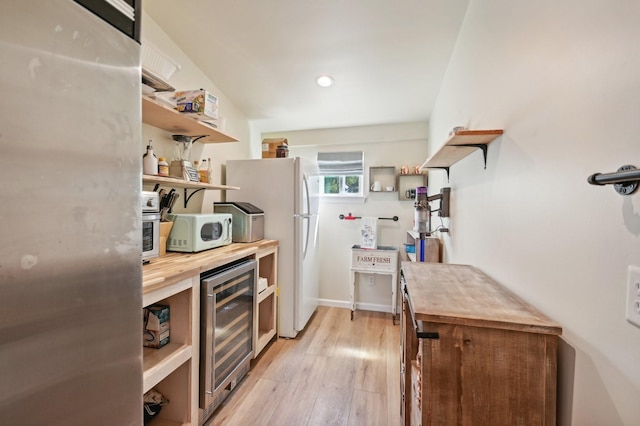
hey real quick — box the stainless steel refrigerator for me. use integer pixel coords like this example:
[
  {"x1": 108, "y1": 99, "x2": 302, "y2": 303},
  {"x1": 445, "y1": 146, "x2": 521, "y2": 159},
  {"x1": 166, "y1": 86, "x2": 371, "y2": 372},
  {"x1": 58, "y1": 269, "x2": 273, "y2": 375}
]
[
  {"x1": 0, "y1": 1, "x2": 142, "y2": 425},
  {"x1": 226, "y1": 158, "x2": 320, "y2": 338}
]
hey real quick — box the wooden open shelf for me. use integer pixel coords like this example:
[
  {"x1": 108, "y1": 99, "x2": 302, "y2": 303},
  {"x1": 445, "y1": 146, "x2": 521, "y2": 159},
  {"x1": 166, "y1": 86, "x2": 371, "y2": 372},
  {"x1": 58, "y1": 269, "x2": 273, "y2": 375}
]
[
  {"x1": 143, "y1": 343, "x2": 192, "y2": 393},
  {"x1": 397, "y1": 173, "x2": 426, "y2": 201},
  {"x1": 254, "y1": 247, "x2": 278, "y2": 357},
  {"x1": 142, "y1": 95, "x2": 238, "y2": 143},
  {"x1": 143, "y1": 174, "x2": 239, "y2": 191},
  {"x1": 142, "y1": 276, "x2": 199, "y2": 425},
  {"x1": 421, "y1": 129, "x2": 503, "y2": 170},
  {"x1": 256, "y1": 286, "x2": 276, "y2": 353},
  {"x1": 147, "y1": 419, "x2": 189, "y2": 426}
]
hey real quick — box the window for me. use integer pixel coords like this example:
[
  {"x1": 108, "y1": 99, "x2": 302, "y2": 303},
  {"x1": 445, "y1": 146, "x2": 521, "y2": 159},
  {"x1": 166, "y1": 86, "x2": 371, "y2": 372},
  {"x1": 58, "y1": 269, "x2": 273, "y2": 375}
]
[{"x1": 317, "y1": 151, "x2": 364, "y2": 198}]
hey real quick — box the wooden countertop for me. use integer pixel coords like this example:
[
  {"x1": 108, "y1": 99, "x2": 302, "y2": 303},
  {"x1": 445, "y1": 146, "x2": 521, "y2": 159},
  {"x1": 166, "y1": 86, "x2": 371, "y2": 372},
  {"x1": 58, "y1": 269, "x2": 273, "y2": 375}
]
[
  {"x1": 143, "y1": 239, "x2": 278, "y2": 294},
  {"x1": 402, "y1": 262, "x2": 562, "y2": 335}
]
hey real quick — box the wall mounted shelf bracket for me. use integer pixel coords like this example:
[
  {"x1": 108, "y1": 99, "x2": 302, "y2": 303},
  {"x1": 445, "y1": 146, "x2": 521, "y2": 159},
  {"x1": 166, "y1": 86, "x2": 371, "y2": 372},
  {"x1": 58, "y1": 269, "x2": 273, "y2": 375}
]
[
  {"x1": 420, "y1": 130, "x2": 503, "y2": 182},
  {"x1": 428, "y1": 166, "x2": 450, "y2": 182},
  {"x1": 587, "y1": 164, "x2": 640, "y2": 195},
  {"x1": 430, "y1": 145, "x2": 487, "y2": 182},
  {"x1": 456, "y1": 143, "x2": 489, "y2": 169},
  {"x1": 183, "y1": 188, "x2": 205, "y2": 208}
]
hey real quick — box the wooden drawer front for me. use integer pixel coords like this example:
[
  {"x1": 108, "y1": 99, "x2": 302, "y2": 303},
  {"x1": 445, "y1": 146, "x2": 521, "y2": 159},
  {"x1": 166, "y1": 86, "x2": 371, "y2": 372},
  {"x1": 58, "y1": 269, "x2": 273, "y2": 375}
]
[{"x1": 420, "y1": 322, "x2": 558, "y2": 426}]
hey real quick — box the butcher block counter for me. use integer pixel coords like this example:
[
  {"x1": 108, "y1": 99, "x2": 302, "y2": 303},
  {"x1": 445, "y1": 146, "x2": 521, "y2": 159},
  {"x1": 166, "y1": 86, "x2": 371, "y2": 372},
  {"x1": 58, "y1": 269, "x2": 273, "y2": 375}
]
[
  {"x1": 400, "y1": 261, "x2": 562, "y2": 426},
  {"x1": 143, "y1": 239, "x2": 278, "y2": 293}
]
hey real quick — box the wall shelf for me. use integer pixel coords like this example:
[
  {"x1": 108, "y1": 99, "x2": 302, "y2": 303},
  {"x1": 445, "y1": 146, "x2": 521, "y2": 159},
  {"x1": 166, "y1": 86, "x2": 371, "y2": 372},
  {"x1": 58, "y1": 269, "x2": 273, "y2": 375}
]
[
  {"x1": 254, "y1": 246, "x2": 278, "y2": 357},
  {"x1": 143, "y1": 174, "x2": 239, "y2": 191},
  {"x1": 369, "y1": 166, "x2": 396, "y2": 193},
  {"x1": 397, "y1": 173, "x2": 427, "y2": 201},
  {"x1": 143, "y1": 175, "x2": 239, "y2": 208},
  {"x1": 142, "y1": 95, "x2": 238, "y2": 143},
  {"x1": 420, "y1": 129, "x2": 503, "y2": 179}
]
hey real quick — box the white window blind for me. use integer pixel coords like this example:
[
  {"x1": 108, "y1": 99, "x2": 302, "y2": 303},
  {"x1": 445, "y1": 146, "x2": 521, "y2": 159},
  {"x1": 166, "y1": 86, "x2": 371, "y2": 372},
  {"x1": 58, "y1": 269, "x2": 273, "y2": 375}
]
[{"x1": 317, "y1": 151, "x2": 364, "y2": 176}]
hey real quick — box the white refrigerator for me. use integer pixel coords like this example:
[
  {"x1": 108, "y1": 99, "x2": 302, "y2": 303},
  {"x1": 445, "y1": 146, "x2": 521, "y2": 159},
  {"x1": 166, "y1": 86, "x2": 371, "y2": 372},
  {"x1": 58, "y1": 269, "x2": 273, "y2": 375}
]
[{"x1": 226, "y1": 158, "x2": 320, "y2": 338}]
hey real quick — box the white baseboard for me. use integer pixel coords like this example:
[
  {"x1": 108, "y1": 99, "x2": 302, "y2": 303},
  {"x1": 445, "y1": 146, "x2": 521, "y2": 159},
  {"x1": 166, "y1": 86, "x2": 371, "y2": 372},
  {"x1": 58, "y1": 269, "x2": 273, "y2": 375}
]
[{"x1": 318, "y1": 298, "x2": 393, "y2": 314}]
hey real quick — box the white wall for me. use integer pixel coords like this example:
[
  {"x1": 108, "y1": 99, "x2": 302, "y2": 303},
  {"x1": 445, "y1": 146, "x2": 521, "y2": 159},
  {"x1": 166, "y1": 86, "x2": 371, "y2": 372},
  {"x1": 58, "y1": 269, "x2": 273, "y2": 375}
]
[
  {"x1": 428, "y1": 1, "x2": 640, "y2": 424},
  {"x1": 140, "y1": 11, "x2": 252, "y2": 213},
  {"x1": 264, "y1": 122, "x2": 428, "y2": 311}
]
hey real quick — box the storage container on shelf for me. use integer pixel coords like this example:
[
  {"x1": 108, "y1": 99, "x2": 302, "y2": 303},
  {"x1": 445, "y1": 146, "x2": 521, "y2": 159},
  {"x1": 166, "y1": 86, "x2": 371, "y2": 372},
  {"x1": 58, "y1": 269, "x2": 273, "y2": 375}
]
[{"x1": 141, "y1": 39, "x2": 181, "y2": 83}]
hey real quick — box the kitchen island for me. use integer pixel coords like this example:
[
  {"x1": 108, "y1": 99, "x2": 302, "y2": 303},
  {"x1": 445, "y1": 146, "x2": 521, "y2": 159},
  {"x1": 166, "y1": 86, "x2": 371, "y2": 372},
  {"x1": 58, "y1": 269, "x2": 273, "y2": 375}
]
[
  {"x1": 142, "y1": 239, "x2": 278, "y2": 426},
  {"x1": 400, "y1": 262, "x2": 562, "y2": 425}
]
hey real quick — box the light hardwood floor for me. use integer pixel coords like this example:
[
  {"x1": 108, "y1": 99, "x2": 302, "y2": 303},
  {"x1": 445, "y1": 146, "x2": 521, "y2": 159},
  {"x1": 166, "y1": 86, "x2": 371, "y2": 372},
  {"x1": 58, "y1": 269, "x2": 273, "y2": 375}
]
[{"x1": 205, "y1": 306, "x2": 401, "y2": 426}]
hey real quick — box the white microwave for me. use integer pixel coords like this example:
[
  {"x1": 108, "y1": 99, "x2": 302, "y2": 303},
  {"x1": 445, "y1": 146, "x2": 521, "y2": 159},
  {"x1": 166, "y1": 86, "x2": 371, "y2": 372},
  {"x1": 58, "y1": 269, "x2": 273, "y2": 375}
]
[{"x1": 166, "y1": 213, "x2": 232, "y2": 252}]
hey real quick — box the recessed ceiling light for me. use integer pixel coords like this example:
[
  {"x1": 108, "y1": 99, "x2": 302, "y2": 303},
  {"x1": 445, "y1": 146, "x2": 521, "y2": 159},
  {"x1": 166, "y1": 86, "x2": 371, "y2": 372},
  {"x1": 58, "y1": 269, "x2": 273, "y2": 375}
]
[{"x1": 316, "y1": 75, "x2": 334, "y2": 88}]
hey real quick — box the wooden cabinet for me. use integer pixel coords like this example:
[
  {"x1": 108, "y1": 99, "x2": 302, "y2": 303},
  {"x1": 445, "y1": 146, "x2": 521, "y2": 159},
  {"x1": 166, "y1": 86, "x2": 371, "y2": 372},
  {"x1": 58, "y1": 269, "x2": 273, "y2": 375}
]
[
  {"x1": 143, "y1": 275, "x2": 200, "y2": 425},
  {"x1": 254, "y1": 246, "x2": 278, "y2": 357},
  {"x1": 400, "y1": 262, "x2": 561, "y2": 425}
]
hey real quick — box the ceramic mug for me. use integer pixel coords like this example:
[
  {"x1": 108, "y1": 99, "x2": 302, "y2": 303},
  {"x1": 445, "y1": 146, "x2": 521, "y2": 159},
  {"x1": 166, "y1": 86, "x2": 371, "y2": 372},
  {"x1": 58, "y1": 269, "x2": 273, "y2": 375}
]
[
  {"x1": 371, "y1": 181, "x2": 381, "y2": 191},
  {"x1": 405, "y1": 188, "x2": 416, "y2": 199}
]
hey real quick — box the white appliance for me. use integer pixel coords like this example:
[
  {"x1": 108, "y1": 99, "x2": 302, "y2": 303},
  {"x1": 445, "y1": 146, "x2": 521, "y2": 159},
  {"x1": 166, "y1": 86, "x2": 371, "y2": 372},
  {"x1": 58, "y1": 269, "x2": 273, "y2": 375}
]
[
  {"x1": 142, "y1": 191, "x2": 161, "y2": 262},
  {"x1": 227, "y1": 158, "x2": 320, "y2": 338},
  {"x1": 166, "y1": 213, "x2": 233, "y2": 252}
]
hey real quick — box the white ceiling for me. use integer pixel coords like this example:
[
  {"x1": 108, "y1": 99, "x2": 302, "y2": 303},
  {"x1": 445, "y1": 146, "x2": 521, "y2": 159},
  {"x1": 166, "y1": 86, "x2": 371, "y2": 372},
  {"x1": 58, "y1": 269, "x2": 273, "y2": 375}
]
[{"x1": 143, "y1": 0, "x2": 469, "y2": 133}]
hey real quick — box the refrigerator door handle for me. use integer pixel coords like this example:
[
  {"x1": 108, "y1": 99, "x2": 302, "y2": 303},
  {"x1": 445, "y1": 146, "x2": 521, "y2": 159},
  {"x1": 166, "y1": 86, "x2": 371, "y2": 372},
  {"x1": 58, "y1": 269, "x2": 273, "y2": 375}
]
[
  {"x1": 302, "y1": 174, "x2": 311, "y2": 259},
  {"x1": 293, "y1": 213, "x2": 311, "y2": 258},
  {"x1": 303, "y1": 172, "x2": 311, "y2": 217}
]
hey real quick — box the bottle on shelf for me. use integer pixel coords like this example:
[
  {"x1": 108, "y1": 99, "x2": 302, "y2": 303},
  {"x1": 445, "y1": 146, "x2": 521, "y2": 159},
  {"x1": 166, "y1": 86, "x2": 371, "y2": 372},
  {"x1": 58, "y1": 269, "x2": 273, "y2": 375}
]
[
  {"x1": 143, "y1": 140, "x2": 158, "y2": 176},
  {"x1": 199, "y1": 159, "x2": 210, "y2": 183},
  {"x1": 207, "y1": 157, "x2": 213, "y2": 184},
  {"x1": 158, "y1": 157, "x2": 169, "y2": 177}
]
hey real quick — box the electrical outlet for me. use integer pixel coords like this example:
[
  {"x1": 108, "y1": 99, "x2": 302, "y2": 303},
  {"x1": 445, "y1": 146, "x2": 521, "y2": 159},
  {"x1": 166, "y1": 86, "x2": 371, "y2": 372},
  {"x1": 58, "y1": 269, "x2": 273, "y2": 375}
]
[
  {"x1": 368, "y1": 276, "x2": 375, "y2": 287},
  {"x1": 626, "y1": 266, "x2": 640, "y2": 328}
]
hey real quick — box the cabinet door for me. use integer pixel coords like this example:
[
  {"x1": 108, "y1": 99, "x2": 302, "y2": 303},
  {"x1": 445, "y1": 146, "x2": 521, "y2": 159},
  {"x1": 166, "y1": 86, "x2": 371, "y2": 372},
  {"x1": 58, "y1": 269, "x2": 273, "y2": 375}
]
[
  {"x1": 421, "y1": 322, "x2": 557, "y2": 425},
  {"x1": 400, "y1": 297, "x2": 410, "y2": 425}
]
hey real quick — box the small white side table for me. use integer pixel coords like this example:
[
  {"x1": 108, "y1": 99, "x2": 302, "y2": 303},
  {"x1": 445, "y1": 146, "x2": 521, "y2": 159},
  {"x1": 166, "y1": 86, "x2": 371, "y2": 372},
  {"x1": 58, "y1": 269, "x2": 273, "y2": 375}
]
[{"x1": 350, "y1": 245, "x2": 399, "y2": 323}]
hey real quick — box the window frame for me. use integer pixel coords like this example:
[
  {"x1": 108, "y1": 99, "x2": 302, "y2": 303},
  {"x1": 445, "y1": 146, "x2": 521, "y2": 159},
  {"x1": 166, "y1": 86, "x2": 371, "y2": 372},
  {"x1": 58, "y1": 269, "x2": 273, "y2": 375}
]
[{"x1": 316, "y1": 151, "x2": 365, "y2": 202}]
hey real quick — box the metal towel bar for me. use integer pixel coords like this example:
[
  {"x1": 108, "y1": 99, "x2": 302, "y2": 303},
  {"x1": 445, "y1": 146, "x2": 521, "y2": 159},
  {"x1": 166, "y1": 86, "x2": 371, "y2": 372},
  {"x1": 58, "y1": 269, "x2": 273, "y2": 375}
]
[
  {"x1": 587, "y1": 165, "x2": 639, "y2": 195},
  {"x1": 339, "y1": 213, "x2": 399, "y2": 221}
]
